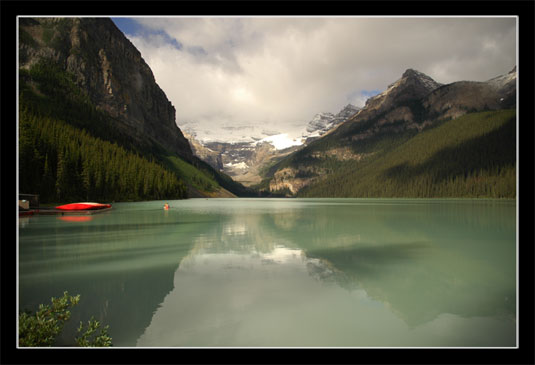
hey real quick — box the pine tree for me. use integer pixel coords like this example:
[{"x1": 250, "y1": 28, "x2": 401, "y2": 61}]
[{"x1": 55, "y1": 149, "x2": 67, "y2": 201}]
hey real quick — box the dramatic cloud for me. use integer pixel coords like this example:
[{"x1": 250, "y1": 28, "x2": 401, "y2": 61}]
[{"x1": 112, "y1": 16, "x2": 516, "y2": 142}]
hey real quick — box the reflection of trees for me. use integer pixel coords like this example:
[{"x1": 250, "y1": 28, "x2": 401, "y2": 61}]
[
  {"x1": 264, "y1": 200, "x2": 516, "y2": 327},
  {"x1": 54, "y1": 264, "x2": 179, "y2": 346},
  {"x1": 19, "y1": 199, "x2": 516, "y2": 344},
  {"x1": 19, "y1": 207, "x2": 202, "y2": 346},
  {"x1": 306, "y1": 239, "x2": 515, "y2": 327},
  {"x1": 178, "y1": 200, "x2": 515, "y2": 328},
  {"x1": 272, "y1": 210, "x2": 301, "y2": 231}
]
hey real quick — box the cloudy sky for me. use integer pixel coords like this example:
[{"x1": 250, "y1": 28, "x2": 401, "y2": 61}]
[{"x1": 112, "y1": 16, "x2": 516, "y2": 144}]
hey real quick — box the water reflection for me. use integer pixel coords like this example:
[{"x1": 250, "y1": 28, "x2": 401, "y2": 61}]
[
  {"x1": 57, "y1": 216, "x2": 93, "y2": 223},
  {"x1": 19, "y1": 202, "x2": 202, "y2": 346},
  {"x1": 135, "y1": 200, "x2": 515, "y2": 347},
  {"x1": 18, "y1": 199, "x2": 516, "y2": 347},
  {"x1": 260, "y1": 200, "x2": 516, "y2": 328}
]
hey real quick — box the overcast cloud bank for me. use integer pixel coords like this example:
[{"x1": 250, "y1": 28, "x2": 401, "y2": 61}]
[{"x1": 113, "y1": 16, "x2": 516, "y2": 143}]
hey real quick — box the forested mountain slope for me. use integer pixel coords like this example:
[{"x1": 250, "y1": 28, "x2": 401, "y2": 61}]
[
  {"x1": 18, "y1": 17, "x2": 251, "y2": 201},
  {"x1": 264, "y1": 68, "x2": 516, "y2": 198},
  {"x1": 299, "y1": 109, "x2": 516, "y2": 198}
]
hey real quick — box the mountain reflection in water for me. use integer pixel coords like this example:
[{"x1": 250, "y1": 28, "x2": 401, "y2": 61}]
[{"x1": 19, "y1": 199, "x2": 516, "y2": 347}]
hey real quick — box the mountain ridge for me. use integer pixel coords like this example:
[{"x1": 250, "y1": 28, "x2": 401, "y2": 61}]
[{"x1": 262, "y1": 67, "x2": 516, "y2": 197}]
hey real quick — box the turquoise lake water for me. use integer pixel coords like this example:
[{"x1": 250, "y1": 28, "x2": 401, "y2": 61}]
[{"x1": 18, "y1": 198, "x2": 517, "y2": 347}]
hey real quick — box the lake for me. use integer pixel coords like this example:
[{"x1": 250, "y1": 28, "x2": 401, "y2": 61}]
[{"x1": 18, "y1": 198, "x2": 517, "y2": 347}]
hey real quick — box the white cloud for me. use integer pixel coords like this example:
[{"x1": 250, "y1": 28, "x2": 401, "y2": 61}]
[{"x1": 120, "y1": 17, "x2": 517, "y2": 142}]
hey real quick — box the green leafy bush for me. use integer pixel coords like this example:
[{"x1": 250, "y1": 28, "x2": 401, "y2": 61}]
[
  {"x1": 76, "y1": 318, "x2": 113, "y2": 347},
  {"x1": 19, "y1": 292, "x2": 112, "y2": 347}
]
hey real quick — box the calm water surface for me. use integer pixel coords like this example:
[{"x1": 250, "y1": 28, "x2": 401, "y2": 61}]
[{"x1": 18, "y1": 198, "x2": 516, "y2": 347}]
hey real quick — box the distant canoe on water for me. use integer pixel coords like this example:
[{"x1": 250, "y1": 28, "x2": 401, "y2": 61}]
[{"x1": 55, "y1": 202, "x2": 112, "y2": 211}]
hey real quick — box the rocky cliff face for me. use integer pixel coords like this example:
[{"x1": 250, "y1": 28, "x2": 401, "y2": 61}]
[
  {"x1": 183, "y1": 131, "x2": 224, "y2": 171},
  {"x1": 19, "y1": 17, "x2": 192, "y2": 159},
  {"x1": 269, "y1": 168, "x2": 314, "y2": 194},
  {"x1": 422, "y1": 66, "x2": 517, "y2": 121},
  {"x1": 196, "y1": 139, "x2": 300, "y2": 187}
]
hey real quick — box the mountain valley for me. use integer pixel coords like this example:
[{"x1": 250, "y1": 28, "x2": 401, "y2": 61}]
[
  {"x1": 184, "y1": 104, "x2": 362, "y2": 187},
  {"x1": 18, "y1": 17, "x2": 517, "y2": 201}
]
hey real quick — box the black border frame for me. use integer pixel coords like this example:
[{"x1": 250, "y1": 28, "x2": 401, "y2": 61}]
[{"x1": 2, "y1": 1, "x2": 534, "y2": 364}]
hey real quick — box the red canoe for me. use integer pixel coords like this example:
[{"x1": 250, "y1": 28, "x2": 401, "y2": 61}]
[{"x1": 55, "y1": 202, "x2": 112, "y2": 211}]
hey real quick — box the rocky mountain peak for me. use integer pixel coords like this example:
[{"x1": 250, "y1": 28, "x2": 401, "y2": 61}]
[
  {"x1": 305, "y1": 112, "x2": 335, "y2": 134},
  {"x1": 331, "y1": 104, "x2": 361, "y2": 125},
  {"x1": 342, "y1": 103, "x2": 358, "y2": 110},
  {"x1": 337, "y1": 104, "x2": 361, "y2": 116},
  {"x1": 304, "y1": 104, "x2": 362, "y2": 138},
  {"x1": 398, "y1": 68, "x2": 442, "y2": 92},
  {"x1": 363, "y1": 68, "x2": 441, "y2": 115},
  {"x1": 402, "y1": 68, "x2": 420, "y2": 78}
]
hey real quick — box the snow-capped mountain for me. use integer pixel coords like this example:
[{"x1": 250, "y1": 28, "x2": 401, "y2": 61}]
[
  {"x1": 182, "y1": 103, "x2": 362, "y2": 186},
  {"x1": 305, "y1": 112, "x2": 336, "y2": 135},
  {"x1": 332, "y1": 104, "x2": 362, "y2": 124},
  {"x1": 302, "y1": 104, "x2": 361, "y2": 141}
]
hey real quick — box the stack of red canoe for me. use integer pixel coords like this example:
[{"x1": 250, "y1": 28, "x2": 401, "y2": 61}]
[{"x1": 55, "y1": 202, "x2": 112, "y2": 211}]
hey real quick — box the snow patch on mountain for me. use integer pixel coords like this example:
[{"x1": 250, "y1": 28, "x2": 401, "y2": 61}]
[
  {"x1": 486, "y1": 65, "x2": 516, "y2": 90},
  {"x1": 302, "y1": 104, "x2": 361, "y2": 138},
  {"x1": 224, "y1": 161, "x2": 249, "y2": 169},
  {"x1": 181, "y1": 103, "x2": 361, "y2": 150},
  {"x1": 305, "y1": 112, "x2": 335, "y2": 133},
  {"x1": 256, "y1": 133, "x2": 304, "y2": 150}
]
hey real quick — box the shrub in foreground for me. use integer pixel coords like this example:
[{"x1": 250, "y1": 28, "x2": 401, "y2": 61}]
[{"x1": 19, "y1": 291, "x2": 112, "y2": 347}]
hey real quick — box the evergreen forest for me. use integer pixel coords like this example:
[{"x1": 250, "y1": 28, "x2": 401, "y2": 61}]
[
  {"x1": 19, "y1": 59, "x2": 517, "y2": 202},
  {"x1": 18, "y1": 61, "x2": 226, "y2": 203},
  {"x1": 19, "y1": 107, "x2": 188, "y2": 202},
  {"x1": 298, "y1": 109, "x2": 516, "y2": 198}
]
